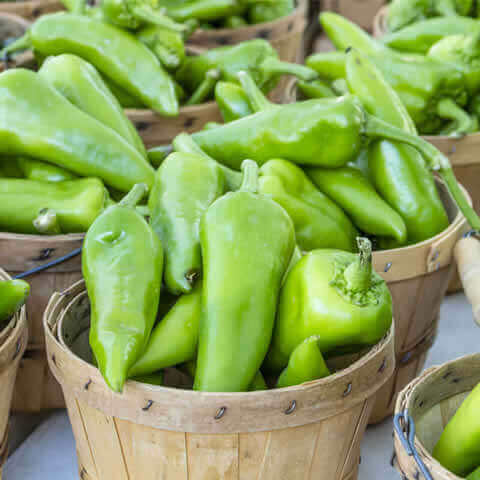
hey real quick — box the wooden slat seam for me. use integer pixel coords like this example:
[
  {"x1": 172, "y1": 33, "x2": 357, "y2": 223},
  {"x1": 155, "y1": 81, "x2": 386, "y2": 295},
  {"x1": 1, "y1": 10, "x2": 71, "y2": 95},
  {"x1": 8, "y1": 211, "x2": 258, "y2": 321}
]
[
  {"x1": 184, "y1": 432, "x2": 190, "y2": 480},
  {"x1": 75, "y1": 397, "x2": 100, "y2": 479},
  {"x1": 256, "y1": 431, "x2": 272, "y2": 480},
  {"x1": 112, "y1": 418, "x2": 131, "y2": 480},
  {"x1": 305, "y1": 422, "x2": 322, "y2": 480}
]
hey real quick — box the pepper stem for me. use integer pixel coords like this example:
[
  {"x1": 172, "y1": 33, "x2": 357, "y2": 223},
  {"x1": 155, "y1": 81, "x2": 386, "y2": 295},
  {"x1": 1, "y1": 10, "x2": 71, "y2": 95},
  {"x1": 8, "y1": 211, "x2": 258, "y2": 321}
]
[
  {"x1": 237, "y1": 70, "x2": 272, "y2": 112},
  {"x1": 0, "y1": 32, "x2": 31, "y2": 59},
  {"x1": 436, "y1": 98, "x2": 476, "y2": 137},
  {"x1": 132, "y1": 6, "x2": 186, "y2": 32},
  {"x1": 365, "y1": 113, "x2": 480, "y2": 232},
  {"x1": 344, "y1": 237, "x2": 372, "y2": 293},
  {"x1": 240, "y1": 160, "x2": 259, "y2": 193},
  {"x1": 33, "y1": 208, "x2": 61, "y2": 235},
  {"x1": 259, "y1": 56, "x2": 319, "y2": 85},
  {"x1": 186, "y1": 69, "x2": 220, "y2": 106},
  {"x1": 119, "y1": 183, "x2": 148, "y2": 208}
]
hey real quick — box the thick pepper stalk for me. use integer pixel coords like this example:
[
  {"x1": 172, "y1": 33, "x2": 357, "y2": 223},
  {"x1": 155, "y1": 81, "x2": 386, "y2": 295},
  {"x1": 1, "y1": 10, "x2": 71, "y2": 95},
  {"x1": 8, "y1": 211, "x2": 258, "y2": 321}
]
[{"x1": 0, "y1": 280, "x2": 29, "y2": 325}]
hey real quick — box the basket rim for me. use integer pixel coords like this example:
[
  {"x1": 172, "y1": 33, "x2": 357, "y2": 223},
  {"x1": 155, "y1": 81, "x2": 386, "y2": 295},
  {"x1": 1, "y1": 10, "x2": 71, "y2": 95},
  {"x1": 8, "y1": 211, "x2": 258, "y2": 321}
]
[{"x1": 0, "y1": 11, "x2": 30, "y2": 27}]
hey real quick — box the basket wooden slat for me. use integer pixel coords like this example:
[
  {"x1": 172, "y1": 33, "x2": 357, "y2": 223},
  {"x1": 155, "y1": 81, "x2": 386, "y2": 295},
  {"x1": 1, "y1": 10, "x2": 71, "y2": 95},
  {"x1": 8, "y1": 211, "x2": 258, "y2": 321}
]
[
  {"x1": 0, "y1": 269, "x2": 28, "y2": 479},
  {"x1": 372, "y1": 4, "x2": 388, "y2": 37},
  {"x1": 44, "y1": 279, "x2": 395, "y2": 480},
  {"x1": 321, "y1": 0, "x2": 386, "y2": 31},
  {"x1": 394, "y1": 353, "x2": 480, "y2": 479},
  {"x1": 0, "y1": 0, "x2": 62, "y2": 20}
]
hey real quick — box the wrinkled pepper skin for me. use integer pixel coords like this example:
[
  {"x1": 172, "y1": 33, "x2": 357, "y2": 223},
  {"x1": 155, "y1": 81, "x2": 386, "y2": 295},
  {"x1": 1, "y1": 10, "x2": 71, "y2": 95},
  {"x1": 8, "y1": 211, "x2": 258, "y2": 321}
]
[
  {"x1": 248, "y1": 0, "x2": 294, "y2": 23},
  {"x1": 382, "y1": 16, "x2": 480, "y2": 54},
  {"x1": 83, "y1": 184, "x2": 163, "y2": 392},
  {"x1": 0, "y1": 69, "x2": 154, "y2": 192},
  {"x1": 266, "y1": 239, "x2": 393, "y2": 373},
  {"x1": 194, "y1": 160, "x2": 295, "y2": 392},
  {"x1": 433, "y1": 382, "x2": 480, "y2": 476},
  {"x1": 16, "y1": 158, "x2": 76, "y2": 183},
  {"x1": 345, "y1": 49, "x2": 449, "y2": 244},
  {"x1": 148, "y1": 152, "x2": 225, "y2": 294},
  {"x1": 0, "y1": 178, "x2": 107, "y2": 234},
  {"x1": 0, "y1": 280, "x2": 29, "y2": 325},
  {"x1": 129, "y1": 283, "x2": 201, "y2": 378},
  {"x1": 307, "y1": 166, "x2": 407, "y2": 246},
  {"x1": 4, "y1": 13, "x2": 178, "y2": 116},
  {"x1": 259, "y1": 159, "x2": 358, "y2": 252},
  {"x1": 38, "y1": 54, "x2": 147, "y2": 158},
  {"x1": 276, "y1": 336, "x2": 330, "y2": 389},
  {"x1": 215, "y1": 81, "x2": 253, "y2": 122}
]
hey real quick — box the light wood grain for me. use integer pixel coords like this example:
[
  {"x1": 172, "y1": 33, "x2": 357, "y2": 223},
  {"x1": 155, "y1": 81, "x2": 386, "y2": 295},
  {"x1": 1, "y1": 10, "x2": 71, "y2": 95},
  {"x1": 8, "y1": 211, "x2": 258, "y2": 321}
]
[
  {"x1": 321, "y1": 0, "x2": 386, "y2": 31},
  {"x1": 0, "y1": 0, "x2": 63, "y2": 20}
]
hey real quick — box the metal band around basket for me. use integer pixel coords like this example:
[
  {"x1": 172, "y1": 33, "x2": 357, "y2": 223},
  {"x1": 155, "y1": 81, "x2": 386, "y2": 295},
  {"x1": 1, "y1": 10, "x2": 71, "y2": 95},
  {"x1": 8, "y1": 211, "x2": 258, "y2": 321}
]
[{"x1": 394, "y1": 411, "x2": 433, "y2": 480}]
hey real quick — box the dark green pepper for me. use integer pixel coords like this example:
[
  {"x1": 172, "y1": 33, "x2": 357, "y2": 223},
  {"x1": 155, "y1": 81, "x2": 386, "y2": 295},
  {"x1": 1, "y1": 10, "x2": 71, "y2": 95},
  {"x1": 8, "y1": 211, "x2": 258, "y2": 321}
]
[
  {"x1": 129, "y1": 283, "x2": 201, "y2": 377},
  {"x1": 194, "y1": 160, "x2": 295, "y2": 392},
  {"x1": 258, "y1": 159, "x2": 358, "y2": 252},
  {"x1": 0, "y1": 280, "x2": 29, "y2": 325},
  {"x1": 0, "y1": 69, "x2": 154, "y2": 192},
  {"x1": 2, "y1": 13, "x2": 179, "y2": 116},
  {"x1": 266, "y1": 238, "x2": 393, "y2": 372},
  {"x1": 276, "y1": 336, "x2": 330, "y2": 389},
  {"x1": 214, "y1": 81, "x2": 253, "y2": 122},
  {"x1": 0, "y1": 177, "x2": 107, "y2": 234},
  {"x1": 83, "y1": 184, "x2": 163, "y2": 392},
  {"x1": 149, "y1": 152, "x2": 225, "y2": 294},
  {"x1": 38, "y1": 54, "x2": 147, "y2": 158},
  {"x1": 248, "y1": 0, "x2": 294, "y2": 23}
]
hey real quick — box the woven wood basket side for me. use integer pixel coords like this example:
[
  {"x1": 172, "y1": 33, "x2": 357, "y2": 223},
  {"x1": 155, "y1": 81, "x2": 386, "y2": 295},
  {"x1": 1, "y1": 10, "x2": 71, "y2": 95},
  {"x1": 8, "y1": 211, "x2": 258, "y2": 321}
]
[
  {"x1": 394, "y1": 354, "x2": 480, "y2": 479},
  {"x1": 43, "y1": 280, "x2": 394, "y2": 480},
  {"x1": 0, "y1": 269, "x2": 29, "y2": 476},
  {"x1": 0, "y1": 0, "x2": 63, "y2": 20},
  {"x1": 372, "y1": 5, "x2": 388, "y2": 37},
  {"x1": 322, "y1": 0, "x2": 386, "y2": 31}
]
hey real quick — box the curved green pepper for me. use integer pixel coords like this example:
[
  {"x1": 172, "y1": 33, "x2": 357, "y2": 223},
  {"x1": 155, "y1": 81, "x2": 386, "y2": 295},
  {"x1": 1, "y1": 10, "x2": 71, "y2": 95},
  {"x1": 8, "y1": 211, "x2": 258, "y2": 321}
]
[
  {"x1": 259, "y1": 159, "x2": 358, "y2": 252},
  {"x1": 467, "y1": 466, "x2": 480, "y2": 479},
  {"x1": 266, "y1": 238, "x2": 393, "y2": 372},
  {"x1": 307, "y1": 166, "x2": 408, "y2": 246},
  {"x1": 16, "y1": 158, "x2": 76, "y2": 183},
  {"x1": 83, "y1": 184, "x2": 163, "y2": 392},
  {"x1": 194, "y1": 160, "x2": 295, "y2": 392},
  {"x1": 433, "y1": 382, "x2": 480, "y2": 476},
  {"x1": 222, "y1": 15, "x2": 248, "y2": 28},
  {"x1": 38, "y1": 54, "x2": 147, "y2": 158},
  {"x1": 0, "y1": 69, "x2": 154, "y2": 192},
  {"x1": 248, "y1": 0, "x2": 294, "y2": 23},
  {"x1": 129, "y1": 283, "x2": 201, "y2": 378},
  {"x1": 0, "y1": 178, "x2": 107, "y2": 234},
  {"x1": 131, "y1": 371, "x2": 164, "y2": 385},
  {"x1": 297, "y1": 79, "x2": 336, "y2": 99},
  {"x1": 0, "y1": 280, "x2": 29, "y2": 325},
  {"x1": 149, "y1": 152, "x2": 225, "y2": 294},
  {"x1": 215, "y1": 81, "x2": 253, "y2": 122},
  {"x1": 2, "y1": 13, "x2": 178, "y2": 116},
  {"x1": 276, "y1": 336, "x2": 330, "y2": 389}
]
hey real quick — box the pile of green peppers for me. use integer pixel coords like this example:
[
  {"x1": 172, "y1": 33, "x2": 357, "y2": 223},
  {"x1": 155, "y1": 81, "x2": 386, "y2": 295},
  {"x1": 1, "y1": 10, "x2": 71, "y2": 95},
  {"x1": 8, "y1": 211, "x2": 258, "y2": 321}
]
[
  {"x1": 300, "y1": 13, "x2": 480, "y2": 137},
  {"x1": 1, "y1": 1, "x2": 308, "y2": 113}
]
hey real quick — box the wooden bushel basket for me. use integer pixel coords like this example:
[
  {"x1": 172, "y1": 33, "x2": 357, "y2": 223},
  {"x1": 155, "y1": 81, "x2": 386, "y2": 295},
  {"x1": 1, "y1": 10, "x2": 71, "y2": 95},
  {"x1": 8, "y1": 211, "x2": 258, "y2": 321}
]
[
  {"x1": 0, "y1": 0, "x2": 63, "y2": 21},
  {"x1": 0, "y1": 233, "x2": 83, "y2": 412},
  {"x1": 321, "y1": 0, "x2": 386, "y2": 31},
  {"x1": 369, "y1": 181, "x2": 469, "y2": 424},
  {"x1": 394, "y1": 353, "x2": 480, "y2": 479},
  {"x1": 0, "y1": 269, "x2": 28, "y2": 480},
  {"x1": 44, "y1": 281, "x2": 395, "y2": 480}
]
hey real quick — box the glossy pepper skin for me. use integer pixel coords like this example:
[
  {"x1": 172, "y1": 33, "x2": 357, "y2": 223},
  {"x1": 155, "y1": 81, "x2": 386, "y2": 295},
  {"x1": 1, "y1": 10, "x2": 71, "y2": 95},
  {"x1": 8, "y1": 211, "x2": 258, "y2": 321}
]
[
  {"x1": 194, "y1": 160, "x2": 295, "y2": 392},
  {"x1": 248, "y1": 0, "x2": 294, "y2": 23},
  {"x1": 83, "y1": 184, "x2": 163, "y2": 392},
  {"x1": 0, "y1": 69, "x2": 154, "y2": 192},
  {"x1": 266, "y1": 238, "x2": 393, "y2": 373},
  {"x1": 0, "y1": 280, "x2": 29, "y2": 325},
  {"x1": 345, "y1": 49, "x2": 450, "y2": 244},
  {"x1": 38, "y1": 54, "x2": 147, "y2": 158},
  {"x1": 15, "y1": 158, "x2": 76, "y2": 183},
  {"x1": 149, "y1": 152, "x2": 225, "y2": 294},
  {"x1": 433, "y1": 382, "x2": 480, "y2": 476},
  {"x1": 258, "y1": 159, "x2": 358, "y2": 252},
  {"x1": 129, "y1": 283, "x2": 201, "y2": 378},
  {"x1": 215, "y1": 81, "x2": 253, "y2": 122},
  {"x1": 2, "y1": 13, "x2": 178, "y2": 116},
  {"x1": 307, "y1": 166, "x2": 407, "y2": 246},
  {"x1": 276, "y1": 336, "x2": 330, "y2": 389},
  {"x1": 0, "y1": 178, "x2": 107, "y2": 234},
  {"x1": 382, "y1": 16, "x2": 480, "y2": 54},
  {"x1": 175, "y1": 39, "x2": 317, "y2": 95}
]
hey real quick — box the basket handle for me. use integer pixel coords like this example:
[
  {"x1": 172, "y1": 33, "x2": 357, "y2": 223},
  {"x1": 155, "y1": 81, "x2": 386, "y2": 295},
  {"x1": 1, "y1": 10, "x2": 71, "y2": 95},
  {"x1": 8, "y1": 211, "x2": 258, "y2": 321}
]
[{"x1": 454, "y1": 231, "x2": 480, "y2": 326}]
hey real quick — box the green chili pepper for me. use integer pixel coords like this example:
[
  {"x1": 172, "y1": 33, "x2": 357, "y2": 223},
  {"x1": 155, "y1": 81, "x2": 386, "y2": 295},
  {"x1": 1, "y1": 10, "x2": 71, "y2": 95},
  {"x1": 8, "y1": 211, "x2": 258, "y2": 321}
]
[
  {"x1": 382, "y1": 16, "x2": 480, "y2": 54},
  {"x1": 215, "y1": 81, "x2": 253, "y2": 122},
  {"x1": 16, "y1": 158, "x2": 76, "y2": 183},
  {"x1": 258, "y1": 159, "x2": 358, "y2": 252},
  {"x1": 248, "y1": 0, "x2": 294, "y2": 23},
  {"x1": 0, "y1": 280, "x2": 29, "y2": 325},
  {"x1": 175, "y1": 39, "x2": 317, "y2": 95},
  {"x1": 137, "y1": 26, "x2": 185, "y2": 70},
  {"x1": 83, "y1": 184, "x2": 163, "y2": 392},
  {"x1": 131, "y1": 371, "x2": 164, "y2": 386},
  {"x1": 194, "y1": 160, "x2": 295, "y2": 392},
  {"x1": 149, "y1": 152, "x2": 225, "y2": 294},
  {"x1": 0, "y1": 69, "x2": 154, "y2": 192},
  {"x1": 38, "y1": 54, "x2": 147, "y2": 158},
  {"x1": 346, "y1": 48, "x2": 450, "y2": 244},
  {"x1": 276, "y1": 336, "x2": 330, "y2": 389},
  {"x1": 297, "y1": 79, "x2": 336, "y2": 99},
  {"x1": 2, "y1": 13, "x2": 179, "y2": 116},
  {"x1": 467, "y1": 466, "x2": 480, "y2": 479},
  {"x1": 0, "y1": 159, "x2": 24, "y2": 179},
  {"x1": 266, "y1": 238, "x2": 392, "y2": 373},
  {"x1": 433, "y1": 382, "x2": 480, "y2": 476},
  {"x1": 305, "y1": 51, "x2": 347, "y2": 82},
  {"x1": 129, "y1": 283, "x2": 201, "y2": 377},
  {"x1": 105, "y1": 77, "x2": 146, "y2": 108},
  {"x1": 222, "y1": 15, "x2": 248, "y2": 28},
  {"x1": 0, "y1": 178, "x2": 107, "y2": 234},
  {"x1": 185, "y1": 69, "x2": 221, "y2": 106}
]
